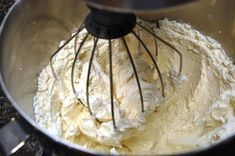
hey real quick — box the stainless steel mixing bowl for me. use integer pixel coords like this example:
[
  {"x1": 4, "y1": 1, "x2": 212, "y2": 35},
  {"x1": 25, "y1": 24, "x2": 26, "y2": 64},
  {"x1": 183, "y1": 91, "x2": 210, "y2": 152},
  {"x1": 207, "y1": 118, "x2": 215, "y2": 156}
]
[{"x1": 1, "y1": 0, "x2": 235, "y2": 155}]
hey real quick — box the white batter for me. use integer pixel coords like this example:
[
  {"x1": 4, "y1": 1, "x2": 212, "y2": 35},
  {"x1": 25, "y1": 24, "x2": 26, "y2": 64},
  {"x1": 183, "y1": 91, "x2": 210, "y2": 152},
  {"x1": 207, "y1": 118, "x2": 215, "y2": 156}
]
[{"x1": 33, "y1": 19, "x2": 235, "y2": 155}]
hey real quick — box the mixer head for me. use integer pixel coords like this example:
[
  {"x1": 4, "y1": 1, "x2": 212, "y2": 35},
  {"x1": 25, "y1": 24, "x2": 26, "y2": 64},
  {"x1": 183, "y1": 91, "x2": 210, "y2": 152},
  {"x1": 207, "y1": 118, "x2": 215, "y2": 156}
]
[
  {"x1": 49, "y1": 1, "x2": 185, "y2": 129},
  {"x1": 84, "y1": 0, "x2": 197, "y2": 12}
]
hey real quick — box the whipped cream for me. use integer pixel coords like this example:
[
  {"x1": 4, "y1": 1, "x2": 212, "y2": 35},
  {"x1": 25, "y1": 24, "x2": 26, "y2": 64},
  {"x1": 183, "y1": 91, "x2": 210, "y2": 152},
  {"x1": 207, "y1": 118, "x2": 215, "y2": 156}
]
[{"x1": 33, "y1": 19, "x2": 235, "y2": 155}]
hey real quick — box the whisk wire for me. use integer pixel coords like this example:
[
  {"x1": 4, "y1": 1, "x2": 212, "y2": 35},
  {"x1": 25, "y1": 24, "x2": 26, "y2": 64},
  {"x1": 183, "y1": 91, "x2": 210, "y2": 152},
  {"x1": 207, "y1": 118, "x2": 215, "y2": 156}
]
[
  {"x1": 86, "y1": 37, "x2": 99, "y2": 116},
  {"x1": 122, "y1": 37, "x2": 145, "y2": 113},
  {"x1": 137, "y1": 23, "x2": 183, "y2": 76},
  {"x1": 132, "y1": 31, "x2": 165, "y2": 97},
  {"x1": 108, "y1": 40, "x2": 117, "y2": 129},
  {"x1": 71, "y1": 33, "x2": 89, "y2": 99},
  {"x1": 50, "y1": 24, "x2": 85, "y2": 79},
  {"x1": 145, "y1": 23, "x2": 159, "y2": 57}
]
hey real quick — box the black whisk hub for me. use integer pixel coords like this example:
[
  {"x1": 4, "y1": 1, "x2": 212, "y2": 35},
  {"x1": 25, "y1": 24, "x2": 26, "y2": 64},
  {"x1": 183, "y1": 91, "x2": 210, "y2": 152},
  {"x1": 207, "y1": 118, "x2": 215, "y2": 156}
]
[{"x1": 85, "y1": 7, "x2": 136, "y2": 39}]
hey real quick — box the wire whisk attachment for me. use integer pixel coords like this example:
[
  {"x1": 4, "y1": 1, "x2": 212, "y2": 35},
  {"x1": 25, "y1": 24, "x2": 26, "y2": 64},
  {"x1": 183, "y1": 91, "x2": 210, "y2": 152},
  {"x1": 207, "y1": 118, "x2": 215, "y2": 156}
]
[{"x1": 49, "y1": 19, "x2": 183, "y2": 129}]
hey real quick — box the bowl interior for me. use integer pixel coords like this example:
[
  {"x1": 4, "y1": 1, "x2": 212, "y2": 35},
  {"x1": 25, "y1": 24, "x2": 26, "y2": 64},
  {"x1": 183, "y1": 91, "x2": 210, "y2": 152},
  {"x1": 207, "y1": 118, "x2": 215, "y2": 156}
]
[{"x1": 0, "y1": 0, "x2": 88, "y2": 119}]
